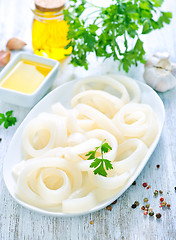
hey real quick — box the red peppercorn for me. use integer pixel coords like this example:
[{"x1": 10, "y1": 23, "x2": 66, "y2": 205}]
[
  {"x1": 160, "y1": 197, "x2": 164, "y2": 202},
  {"x1": 106, "y1": 205, "x2": 112, "y2": 211},
  {"x1": 143, "y1": 182, "x2": 147, "y2": 187},
  {"x1": 112, "y1": 200, "x2": 117, "y2": 205},
  {"x1": 144, "y1": 211, "x2": 148, "y2": 215},
  {"x1": 156, "y1": 164, "x2": 160, "y2": 169},
  {"x1": 167, "y1": 204, "x2": 171, "y2": 208}
]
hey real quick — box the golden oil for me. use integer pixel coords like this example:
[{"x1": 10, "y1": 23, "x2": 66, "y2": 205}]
[
  {"x1": 0, "y1": 59, "x2": 53, "y2": 94},
  {"x1": 32, "y1": 6, "x2": 72, "y2": 61}
]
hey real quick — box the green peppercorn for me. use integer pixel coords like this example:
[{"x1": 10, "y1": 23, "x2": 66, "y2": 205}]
[
  {"x1": 144, "y1": 198, "x2": 148, "y2": 203},
  {"x1": 162, "y1": 201, "x2": 167, "y2": 207},
  {"x1": 149, "y1": 211, "x2": 154, "y2": 216},
  {"x1": 145, "y1": 204, "x2": 150, "y2": 208},
  {"x1": 159, "y1": 190, "x2": 163, "y2": 194},
  {"x1": 154, "y1": 190, "x2": 158, "y2": 196},
  {"x1": 134, "y1": 201, "x2": 139, "y2": 206}
]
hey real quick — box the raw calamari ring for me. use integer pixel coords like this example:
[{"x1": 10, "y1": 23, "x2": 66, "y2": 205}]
[
  {"x1": 113, "y1": 139, "x2": 148, "y2": 175},
  {"x1": 75, "y1": 103, "x2": 124, "y2": 142},
  {"x1": 108, "y1": 74, "x2": 141, "y2": 102},
  {"x1": 71, "y1": 90, "x2": 124, "y2": 118},
  {"x1": 113, "y1": 103, "x2": 153, "y2": 139},
  {"x1": 73, "y1": 76, "x2": 130, "y2": 103},
  {"x1": 15, "y1": 158, "x2": 82, "y2": 208}
]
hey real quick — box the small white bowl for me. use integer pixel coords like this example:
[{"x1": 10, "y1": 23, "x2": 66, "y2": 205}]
[{"x1": 0, "y1": 52, "x2": 59, "y2": 108}]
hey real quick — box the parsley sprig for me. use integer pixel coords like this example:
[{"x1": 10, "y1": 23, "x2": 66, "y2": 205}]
[
  {"x1": 64, "y1": 0, "x2": 172, "y2": 72},
  {"x1": 0, "y1": 110, "x2": 17, "y2": 129},
  {"x1": 86, "y1": 139, "x2": 113, "y2": 177}
]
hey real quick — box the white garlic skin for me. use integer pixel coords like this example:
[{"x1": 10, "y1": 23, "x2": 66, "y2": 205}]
[{"x1": 143, "y1": 52, "x2": 176, "y2": 92}]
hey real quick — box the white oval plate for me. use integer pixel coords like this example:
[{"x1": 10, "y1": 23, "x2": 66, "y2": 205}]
[{"x1": 3, "y1": 79, "x2": 165, "y2": 217}]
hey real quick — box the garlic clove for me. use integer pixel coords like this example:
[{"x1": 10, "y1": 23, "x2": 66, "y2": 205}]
[
  {"x1": 154, "y1": 52, "x2": 169, "y2": 60},
  {"x1": 171, "y1": 64, "x2": 176, "y2": 77},
  {"x1": 6, "y1": 37, "x2": 27, "y2": 50},
  {"x1": 145, "y1": 56, "x2": 159, "y2": 68},
  {"x1": 155, "y1": 58, "x2": 172, "y2": 72},
  {"x1": 0, "y1": 50, "x2": 11, "y2": 67}
]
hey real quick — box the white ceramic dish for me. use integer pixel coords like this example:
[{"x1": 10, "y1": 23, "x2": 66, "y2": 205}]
[
  {"x1": 3, "y1": 79, "x2": 165, "y2": 217},
  {"x1": 0, "y1": 52, "x2": 59, "y2": 107}
]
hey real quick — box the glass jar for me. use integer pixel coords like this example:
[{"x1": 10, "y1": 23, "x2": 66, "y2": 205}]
[{"x1": 31, "y1": 2, "x2": 72, "y2": 61}]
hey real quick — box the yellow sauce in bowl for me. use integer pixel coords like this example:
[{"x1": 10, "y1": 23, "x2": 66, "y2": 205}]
[{"x1": 0, "y1": 59, "x2": 53, "y2": 94}]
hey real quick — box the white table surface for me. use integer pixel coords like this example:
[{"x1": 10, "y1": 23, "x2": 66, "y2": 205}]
[{"x1": 0, "y1": 0, "x2": 176, "y2": 239}]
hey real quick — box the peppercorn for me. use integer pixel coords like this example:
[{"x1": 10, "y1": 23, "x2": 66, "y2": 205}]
[
  {"x1": 156, "y1": 213, "x2": 162, "y2": 219},
  {"x1": 131, "y1": 204, "x2": 137, "y2": 209},
  {"x1": 162, "y1": 201, "x2": 167, "y2": 207},
  {"x1": 147, "y1": 185, "x2": 151, "y2": 189},
  {"x1": 154, "y1": 190, "x2": 158, "y2": 196},
  {"x1": 159, "y1": 190, "x2": 163, "y2": 194},
  {"x1": 143, "y1": 211, "x2": 148, "y2": 215},
  {"x1": 132, "y1": 181, "x2": 136, "y2": 185},
  {"x1": 143, "y1": 182, "x2": 147, "y2": 187},
  {"x1": 144, "y1": 208, "x2": 148, "y2": 211},
  {"x1": 167, "y1": 203, "x2": 171, "y2": 208},
  {"x1": 149, "y1": 208, "x2": 153, "y2": 212},
  {"x1": 141, "y1": 206, "x2": 145, "y2": 210},
  {"x1": 134, "y1": 201, "x2": 139, "y2": 206},
  {"x1": 112, "y1": 200, "x2": 117, "y2": 205},
  {"x1": 144, "y1": 198, "x2": 148, "y2": 203},
  {"x1": 156, "y1": 164, "x2": 160, "y2": 168},
  {"x1": 160, "y1": 197, "x2": 164, "y2": 202},
  {"x1": 90, "y1": 220, "x2": 94, "y2": 225},
  {"x1": 175, "y1": 187, "x2": 176, "y2": 191},
  {"x1": 145, "y1": 204, "x2": 150, "y2": 208},
  {"x1": 0, "y1": 138, "x2": 2, "y2": 142},
  {"x1": 106, "y1": 205, "x2": 112, "y2": 211},
  {"x1": 149, "y1": 211, "x2": 154, "y2": 216}
]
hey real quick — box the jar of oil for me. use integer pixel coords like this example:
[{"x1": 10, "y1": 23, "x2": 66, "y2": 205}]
[{"x1": 31, "y1": 0, "x2": 72, "y2": 61}]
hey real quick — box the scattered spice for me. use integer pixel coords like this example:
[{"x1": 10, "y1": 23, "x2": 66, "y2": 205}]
[
  {"x1": 131, "y1": 204, "x2": 137, "y2": 209},
  {"x1": 132, "y1": 181, "x2": 136, "y2": 186},
  {"x1": 144, "y1": 198, "x2": 148, "y2": 203},
  {"x1": 0, "y1": 138, "x2": 2, "y2": 142},
  {"x1": 167, "y1": 204, "x2": 171, "y2": 208},
  {"x1": 149, "y1": 211, "x2": 154, "y2": 216},
  {"x1": 145, "y1": 204, "x2": 150, "y2": 208},
  {"x1": 141, "y1": 206, "x2": 145, "y2": 210},
  {"x1": 162, "y1": 201, "x2": 167, "y2": 207},
  {"x1": 160, "y1": 197, "x2": 164, "y2": 202},
  {"x1": 112, "y1": 200, "x2": 117, "y2": 205},
  {"x1": 156, "y1": 164, "x2": 160, "y2": 169},
  {"x1": 174, "y1": 187, "x2": 176, "y2": 191},
  {"x1": 154, "y1": 190, "x2": 158, "y2": 196},
  {"x1": 90, "y1": 220, "x2": 94, "y2": 225},
  {"x1": 144, "y1": 211, "x2": 148, "y2": 215},
  {"x1": 159, "y1": 190, "x2": 163, "y2": 194},
  {"x1": 147, "y1": 185, "x2": 151, "y2": 189},
  {"x1": 134, "y1": 201, "x2": 139, "y2": 206},
  {"x1": 106, "y1": 205, "x2": 112, "y2": 211},
  {"x1": 143, "y1": 182, "x2": 148, "y2": 188},
  {"x1": 156, "y1": 213, "x2": 162, "y2": 219},
  {"x1": 149, "y1": 208, "x2": 153, "y2": 212}
]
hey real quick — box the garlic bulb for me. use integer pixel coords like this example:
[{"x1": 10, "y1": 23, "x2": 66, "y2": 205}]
[{"x1": 143, "y1": 52, "x2": 176, "y2": 92}]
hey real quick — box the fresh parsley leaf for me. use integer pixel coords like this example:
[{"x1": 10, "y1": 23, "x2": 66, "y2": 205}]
[
  {"x1": 0, "y1": 111, "x2": 17, "y2": 129},
  {"x1": 64, "y1": 0, "x2": 172, "y2": 72},
  {"x1": 86, "y1": 139, "x2": 113, "y2": 177}
]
